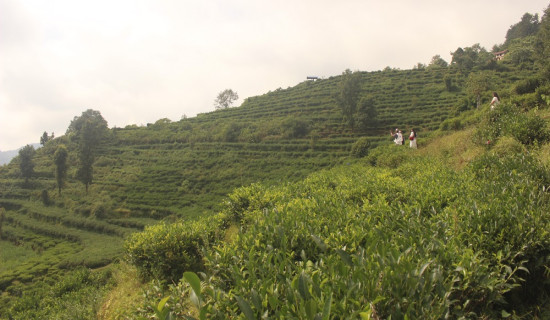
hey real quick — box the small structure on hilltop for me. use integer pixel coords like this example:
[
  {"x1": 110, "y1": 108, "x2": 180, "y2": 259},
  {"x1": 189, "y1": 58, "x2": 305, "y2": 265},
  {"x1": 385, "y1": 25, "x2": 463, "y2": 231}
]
[
  {"x1": 307, "y1": 76, "x2": 319, "y2": 81},
  {"x1": 493, "y1": 50, "x2": 508, "y2": 61}
]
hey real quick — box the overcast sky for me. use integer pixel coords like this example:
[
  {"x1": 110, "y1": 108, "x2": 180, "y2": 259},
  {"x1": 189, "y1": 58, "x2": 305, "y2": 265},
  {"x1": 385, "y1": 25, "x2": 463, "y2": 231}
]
[{"x1": 1, "y1": 0, "x2": 548, "y2": 151}]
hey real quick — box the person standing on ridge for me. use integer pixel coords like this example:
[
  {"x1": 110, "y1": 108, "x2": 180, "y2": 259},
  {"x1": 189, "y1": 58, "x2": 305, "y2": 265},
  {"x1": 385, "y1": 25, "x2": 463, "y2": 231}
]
[
  {"x1": 409, "y1": 129, "x2": 417, "y2": 149},
  {"x1": 490, "y1": 92, "x2": 500, "y2": 109}
]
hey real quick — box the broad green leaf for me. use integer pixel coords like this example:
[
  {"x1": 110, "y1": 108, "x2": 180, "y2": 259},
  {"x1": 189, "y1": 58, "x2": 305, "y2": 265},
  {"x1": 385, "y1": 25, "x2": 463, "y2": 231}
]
[
  {"x1": 298, "y1": 272, "x2": 311, "y2": 300},
  {"x1": 418, "y1": 260, "x2": 432, "y2": 277},
  {"x1": 311, "y1": 234, "x2": 327, "y2": 252},
  {"x1": 183, "y1": 271, "x2": 202, "y2": 299},
  {"x1": 337, "y1": 249, "x2": 353, "y2": 266},
  {"x1": 157, "y1": 296, "x2": 170, "y2": 313},
  {"x1": 322, "y1": 294, "x2": 332, "y2": 320},
  {"x1": 235, "y1": 295, "x2": 256, "y2": 320}
]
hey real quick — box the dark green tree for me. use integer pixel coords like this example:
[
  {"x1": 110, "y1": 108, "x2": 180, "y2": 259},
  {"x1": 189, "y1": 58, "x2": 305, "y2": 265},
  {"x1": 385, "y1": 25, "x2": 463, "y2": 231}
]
[
  {"x1": 18, "y1": 145, "x2": 35, "y2": 184},
  {"x1": 54, "y1": 145, "x2": 69, "y2": 195},
  {"x1": 40, "y1": 131, "x2": 49, "y2": 146},
  {"x1": 535, "y1": 5, "x2": 550, "y2": 80},
  {"x1": 505, "y1": 12, "x2": 540, "y2": 44},
  {"x1": 67, "y1": 109, "x2": 108, "y2": 193},
  {"x1": 356, "y1": 96, "x2": 378, "y2": 131},
  {"x1": 466, "y1": 72, "x2": 490, "y2": 108},
  {"x1": 451, "y1": 44, "x2": 494, "y2": 71},
  {"x1": 0, "y1": 207, "x2": 5, "y2": 238},
  {"x1": 506, "y1": 36, "x2": 537, "y2": 69},
  {"x1": 40, "y1": 131, "x2": 55, "y2": 146},
  {"x1": 214, "y1": 89, "x2": 239, "y2": 110},
  {"x1": 428, "y1": 55, "x2": 448, "y2": 69},
  {"x1": 335, "y1": 69, "x2": 362, "y2": 130}
]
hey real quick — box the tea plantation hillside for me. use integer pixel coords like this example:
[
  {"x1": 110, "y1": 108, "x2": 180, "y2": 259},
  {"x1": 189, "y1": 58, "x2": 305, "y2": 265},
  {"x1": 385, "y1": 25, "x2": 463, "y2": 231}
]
[{"x1": 1, "y1": 7, "x2": 550, "y2": 317}]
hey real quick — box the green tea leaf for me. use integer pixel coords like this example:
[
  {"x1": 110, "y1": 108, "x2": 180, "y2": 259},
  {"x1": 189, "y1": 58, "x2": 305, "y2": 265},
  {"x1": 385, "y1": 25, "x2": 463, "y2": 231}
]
[{"x1": 235, "y1": 295, "x2": 256, "y2": 320}]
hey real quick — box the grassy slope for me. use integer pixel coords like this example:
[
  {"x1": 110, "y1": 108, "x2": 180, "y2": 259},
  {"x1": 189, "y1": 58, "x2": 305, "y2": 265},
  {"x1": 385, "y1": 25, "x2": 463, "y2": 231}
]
[{"x1": 116, "y1": 123, "x2": 550, "y2": 319}]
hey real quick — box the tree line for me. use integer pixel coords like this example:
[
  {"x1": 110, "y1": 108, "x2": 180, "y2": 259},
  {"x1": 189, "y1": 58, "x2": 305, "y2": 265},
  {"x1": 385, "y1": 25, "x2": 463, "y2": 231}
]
[{"x1": 18, "y1": 109, "x2": 108, "y2": 194}]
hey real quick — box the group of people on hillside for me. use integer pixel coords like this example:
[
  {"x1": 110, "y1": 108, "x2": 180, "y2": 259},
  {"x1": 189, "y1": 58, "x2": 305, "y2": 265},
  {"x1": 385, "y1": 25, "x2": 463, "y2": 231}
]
[
  {"x1": 389, "y1": 92, "x2": 501, "y2": 149},
  {"x1": 390, "y1": 128, "x2": 417, "y2": 149}
]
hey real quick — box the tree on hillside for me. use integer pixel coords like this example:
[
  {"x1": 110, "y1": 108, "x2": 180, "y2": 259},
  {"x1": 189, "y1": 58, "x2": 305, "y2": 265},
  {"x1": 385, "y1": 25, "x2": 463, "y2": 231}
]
[
  {"x1": 214, "y1": 89, "x2": 239, "y2": 110},
  {"x1": 428, "y1": 55, "x2": 448, "y2": 69},
  {"x1": 67, "y1": 109, "x2": 108, "y2": 193},
  {"x1": 356, "y1": 96, "x2": 378, "y2": 131},
  {"x1": 335, "y1": 69, "x2": 362, "y2": 130},
  {"x1": 18, "y1": 144, "x2": 35, "y2": 184},
  {"x1": 0, "y1": 207, "x2": 5, "y2": 238},
  {"x1": 505, "y1": 13, "x2": 540, "y2": 45},
  {"x1": 40, "y1": 131, "x2": 54, "y2": 146},
  {"x1": 451, "y1": 44, "x2": 494, "y2": 72},
  {"x1": 535, "y1": 5, "x2": 550, "y2": 80},
  {"x1": 466, "y1": 72, "x2": 490, "y2": 108},
  {"x1": 506, "y1": 36, "x2": 537, "y2": 69},
  {"x1": 54, "y1": 145, "x2": 69, "y2": 195}
]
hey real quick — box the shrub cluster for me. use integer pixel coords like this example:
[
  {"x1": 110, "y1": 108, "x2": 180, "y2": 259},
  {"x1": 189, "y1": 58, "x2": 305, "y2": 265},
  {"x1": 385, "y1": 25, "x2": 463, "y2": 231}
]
[
  {"x1": 130, "y1": 155, "x2": 550, "y2": 319},
  {"x1": 125, "y1": 213, "x2": 229, "y2": 283},
  {"x1": 474, "y1": 102, "x2": 549, "y2": 146},
  {"x1": 349, "y1": 137, "x2": 371, "y2": 158}
]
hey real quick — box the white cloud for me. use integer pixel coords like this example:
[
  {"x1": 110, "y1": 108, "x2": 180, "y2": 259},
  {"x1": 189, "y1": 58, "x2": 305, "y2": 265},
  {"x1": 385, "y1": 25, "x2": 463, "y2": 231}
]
[{"x1": 1, "y1": 0, "x2": 548, "y2": 150}]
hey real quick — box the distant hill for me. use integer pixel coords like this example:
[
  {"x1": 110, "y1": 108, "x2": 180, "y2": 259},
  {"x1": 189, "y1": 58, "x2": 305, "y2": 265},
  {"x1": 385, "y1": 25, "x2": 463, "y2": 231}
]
[
  {"x1": 0, "y1": 149, "x2": 18, "y2": 165},
  {"x1": 0, "y1": 143, "x2": 41, "y2": 165}
]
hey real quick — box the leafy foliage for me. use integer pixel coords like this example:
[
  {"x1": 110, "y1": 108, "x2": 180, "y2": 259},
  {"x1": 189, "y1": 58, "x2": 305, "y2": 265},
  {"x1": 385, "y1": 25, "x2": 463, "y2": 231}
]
[
  {"x1": 474, "y1": 102, "x2": 549, "y2": 145},
  {"x1": 134, "y1": 156, "x2": 550, "y2": 319},
  {"x1": 334, "y1": 69, "x2": 362, "y2": 129},
  {"x1": 18, "y1": 145, "x2": 35, "y2": 184},
  {"x1": 214, "y1": 89, "x2": 239, "y2": 110},
  {"x1": 125, "y1": 214, "x2": 228, "y2": 283},
  {"x1": 68, "y1": 109, "x2": 108, "y2": 192},
  {"x1": 505, "y1": 12, "x2": 540, "y2": 45},
  {"x1": 54, "y1": 145, "x2": 68, "y2": 194},
  {"x1": 350, "y1": 137, "x2": 371, "y2": 158}
]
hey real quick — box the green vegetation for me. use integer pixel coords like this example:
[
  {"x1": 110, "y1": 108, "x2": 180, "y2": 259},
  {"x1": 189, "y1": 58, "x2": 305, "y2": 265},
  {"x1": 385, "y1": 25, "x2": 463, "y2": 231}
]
[
  {"x1": 17, "y1": 145, "x2": 35, "y2": 185},
  {"x1": 135, "y1": 149, "x2": 550, "y2": 319},
  {"x1": 1, "y1": 6, "x2": 550, "y2": 318}
]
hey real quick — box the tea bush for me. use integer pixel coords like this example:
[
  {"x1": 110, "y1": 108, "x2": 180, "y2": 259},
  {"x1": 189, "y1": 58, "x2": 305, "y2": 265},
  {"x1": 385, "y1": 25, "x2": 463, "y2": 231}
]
[
  {"x1": 474, "y1": 103, "x2": 549, "y2": 146},
  {"x1": 142, "y1": 157, "x2": 550, "y2": 319},
  {"x1": 349, "y1": 137, "x2": 371, "y2": 158},
  {"x1": 510, "y1": 111, "x2": 549, "y2": 145},
  {"x1": 125, "y1": 213, "x2": 229, "y2": 283}
]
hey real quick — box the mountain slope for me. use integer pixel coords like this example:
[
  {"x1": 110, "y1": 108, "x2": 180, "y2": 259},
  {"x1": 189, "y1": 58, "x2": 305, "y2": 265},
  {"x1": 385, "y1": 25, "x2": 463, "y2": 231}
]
[{"x1": 0, "y1": 33, "x2": 547, "y2": 317}]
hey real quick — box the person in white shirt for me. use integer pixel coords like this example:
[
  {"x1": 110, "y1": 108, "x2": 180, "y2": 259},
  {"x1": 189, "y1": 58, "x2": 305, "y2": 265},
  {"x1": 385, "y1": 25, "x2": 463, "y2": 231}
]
[
  {"x1": 409, "y1": 129, "x2": 417, "y2": 149},
  {"x1": 490, "y1": 92, "x2": 500, "y2": 109},
  {"x1": 390, "y1": 128, "x2": 403, "y2": 145}
]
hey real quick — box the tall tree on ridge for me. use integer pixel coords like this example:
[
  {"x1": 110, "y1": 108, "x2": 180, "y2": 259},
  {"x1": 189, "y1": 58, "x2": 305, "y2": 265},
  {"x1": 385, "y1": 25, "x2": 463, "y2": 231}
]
[
  {"x1": 18, "y1": 145, "x2": 35, "y2": 184},
  {"x1": 214, "y1": 89, "x2": 239, "y2": 110},
  {"x1": 67, "y1": 109, "x2": 108, "y2": 193},
  {"x1": 466, "y1": 72, "x2": 490, "y2": 109},
  {"x1": 535, "y1": 5, "x2": 550, "y2": 80},
  {"x1": 335, "y1": 69, "x2": 362, "y2": 130},
  {"x1": 54, "y1": 145, "x2": 68, "y2": 195}
]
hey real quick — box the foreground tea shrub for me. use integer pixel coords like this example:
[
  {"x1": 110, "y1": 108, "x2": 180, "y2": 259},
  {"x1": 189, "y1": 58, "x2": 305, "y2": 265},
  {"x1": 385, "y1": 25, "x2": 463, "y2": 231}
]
[
  {"x1": 138, "y1": 158, "x2": 550, "y2": 318},
  {"x1": 125, "y1": 213, "x2": 228, "y2": 283}
]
